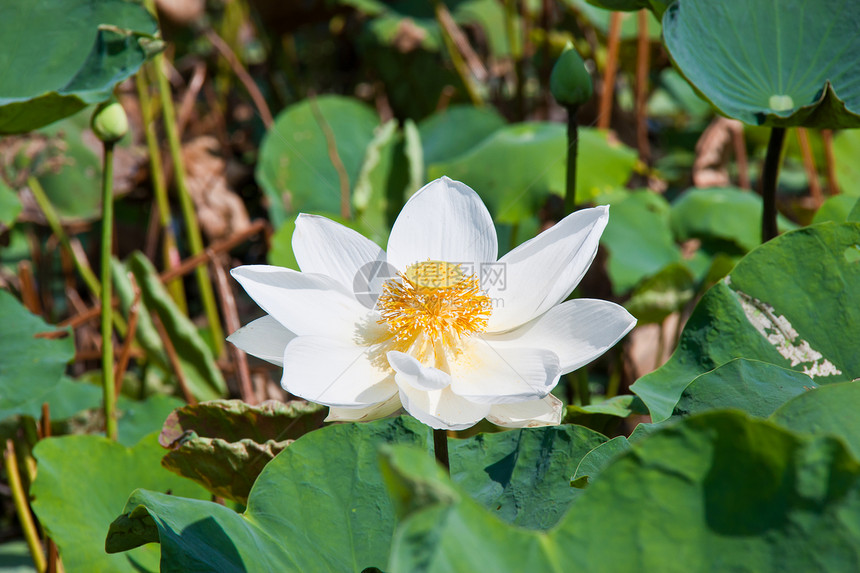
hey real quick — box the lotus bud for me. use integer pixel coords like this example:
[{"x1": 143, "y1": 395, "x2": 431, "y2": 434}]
[
  {"x1": 91, "y1": 100, "x2": 128, "y2": 144},
  {"x1": 550, "y1": 41, "x2": 593, "y2": 109}
]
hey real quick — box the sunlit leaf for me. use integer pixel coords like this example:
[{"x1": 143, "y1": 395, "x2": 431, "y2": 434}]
[
  {"x1": 32, "y1": 433, "x2": 208, "y2": 573},
  {"x1": 631, "y1": 223, "x2": 860, "y2": 422},
  {"x1": 387, "y1": 412, "x2": 860, "y2": 572},
  {"x1": 256, "y1": 95, "x2": 380, "y2": 228},
  {"x1": 0, "y1": 291, "x2": 73, "y2": 421},
  {"x1": 672, "y1": 358, "x2": 816, "y2": 419},
  {"x1": 0, "y1": 0, "x2": 158, "y2": 133},
  {"x1": 663, "y1": 0, "x2": 860, "y2": 128},
  {"x1": 158, "y1": 399, "x2": 325, "y2": 503}
]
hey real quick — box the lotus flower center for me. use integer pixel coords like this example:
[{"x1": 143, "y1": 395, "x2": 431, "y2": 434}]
[{"x1": 376, "y1": 260, "x2": 492, "y2": 364}]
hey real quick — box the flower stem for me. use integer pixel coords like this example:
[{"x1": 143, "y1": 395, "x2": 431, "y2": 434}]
[
  {"x1": 563, "y1": 108, "x2": 580, "y2": 216},
  {"x1": 4, "y1": 440, "x2": 46, "y2": 573},
  {"x1": 433, "y1": 428, "x2": 450, "y2": 472},
  {"x1": 577, "y1": 368, "x2": 590, "y2": 406},
  {"x1": 28, "y1": 176, "x2": 100, "y2": 297},
  {"x1": 28, "y1": 176, "x2": 127, "y2": 336},
  {"x1": 101, "y1": 141, "x2": 118, "y2": 441},
  {"x1": 761, "y1": 127, "x2": 786, "y2": 243},
  {"x1": 135, "y1": 68, "x2": 187, "y2": 313},
  {"x1": 146, "y1": 0, "x2": 224, "y2": 357}
]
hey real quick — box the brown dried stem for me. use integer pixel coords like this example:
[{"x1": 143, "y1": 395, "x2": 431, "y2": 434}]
[
  {"x1": 213, "y1": 261, "x2": 255, "y2": 404},
  {"x1": 152, "y1": 314, "x2": 197, "y2": 405},
  {"x1": 597, "y1": 12, "x2": 623, "y2": 129},
  {"x1": 205, "y1": 28, "x2": 274, "y2": 128}
]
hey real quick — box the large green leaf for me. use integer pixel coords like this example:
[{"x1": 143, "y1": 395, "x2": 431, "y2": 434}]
[
  {"x1": 600, "y1": 190, "x2": 681, "y2": 294},
  {"x1": 116, "y1": 394, "x2": 185, "y2": 448},
  {"x1": 449, "y1": 424, "x2": 606, "y2": 530},
  {"x1": 563, "y1": 394, "x2": 649, "y2": 436},
  {"x1": 0, "y1": 0, "x2": 158, "y2": 133},
  {"x1": 158, "y1": 400, "x2": 326, "y2": 503},
  {"x1": 662, "y1": 0, "x2": 860, "y2": 128},
  {"x1": 771, "y1": 381, "x2": 860, "y2": 460},
  {"x1": 670, "y1": 187, "x2": 797, "y2": 253},
  {"x1": 418, "y1": 105, "x2": 506, "y2": 166},
  {"x1": 128, "y1": 252, "x2": 226, "y2": 401},
  {"x1": 31, "y1": 433, "x2": 208, "y2": 573},
  {"x1": 256, "y1": 96, "x2": 380, "y2": 228},
  {"x1": 0, "y1": 290, "x2": 73, "y2": 421},
  {"x1": 672, "y1": 358, "x2": 816, "y2": 419},
  {"x1": 833, "y1": 128, "x2": 860, "y2": 197},
  {"x1": 106, "y1": 417, "x2": 612, "y2": 569},
  {"x1": 631, "y1": 222, "x2": 860, "y2": 421},
  {"x1": 812, "y1": 194, "x2": 858, "y2": 224},
  {"x1": 570, "y1": 421, "x2": 657, "y2": 488},
  {"x1": 33, "y1": 112, "x2": 105, "y2": 222},
  {"x1": 387, "y1": 411, "x2": 860, "y2": 572},
  {"x1": 107, "y1": 417, "x2": 429, "y2": 571},
  {"x1": 0, "y1": 179, "x2": 21, "y2": 229},
  {"x1": 624, "y1": 262, "x2": 696, "y2": 324},
  {"x1": 565, "y1": 0, "x2": 663, "y2": 39},
  {"x1": 428, "y1": 123, "x2": 637, "y2": 223}
]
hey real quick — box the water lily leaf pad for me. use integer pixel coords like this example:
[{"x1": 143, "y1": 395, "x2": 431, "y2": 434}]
[
  {"x1": 631, "y1": 223, "x2": 860, "y2": 422},
  {"x1": 31, "y1": 433, "x2": 208, "y2": 573},
  {"x1": 672, "y1": 358, "x2": 816, "y2": 419},
  {"x1": 0, "y1": 0, "x2": 158, "y2": 133},
  {"x1": 565, "y1": 0, "x2": 663, "y2": 39},
  {"x1": 600, "y1": 190, "x2": 681, "y2": 294},
  {"x1": 833, "y1": 128, "x2": 860, "y2": 197},
  {"x1": 771, "y1": 381, "x2": 860, "y2": 460},
  {"x1": 563, "y1": 394, "x2": 648, "y2": 435},
  {"x1": 387, "y1": 411, "x2": 860, "y2": 572},
  {"x1": 158, "y1": 399, "x2": 326, "y2": 503},
  {"x1": 0, "y1": 290, "x2": 73, "y2": 421},
  {"x1": 428, "y1": 123, "x2": 637, "y2": 223},
  {"x1": 663, "y1": 0, "x2": 860, "y2": 128},
  {"x1": 418, "y1": 105, "x2": 506, "y2": 166},
  {"x1": 256, "y1": 95, "x2": 380, "y2": 228},
  {"x1": 625, "y1": 262, "x2": 696, "y2": 324},
  {"x1": 670, "y1": 187, "x2": 797, "y2": 253},
  {"x1": 812, "y1": 194, "x2": 857, "y2": 224},
  {"x1": 116, "y1": 394, "x2": 186, "y2": 448},
  {"x1": 108, "y1": 417, "x2": 429, "y2": 571},
  {"x1": 570, "y1": 421, "x2": 656, "y2": 488},
  {"x1": 106, "y1": 416, "x2": 616, "y2": 568},
  {"x1": 0, "y1": 179, "x2": 21, "y2": 229},
  {"x1": 449, "y1": 424, "x2": 606, "y2": 530}
]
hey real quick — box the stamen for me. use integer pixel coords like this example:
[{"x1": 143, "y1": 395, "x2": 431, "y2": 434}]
[{"x1": 375, "y1": 261, "x2": 492, "y2": 366}]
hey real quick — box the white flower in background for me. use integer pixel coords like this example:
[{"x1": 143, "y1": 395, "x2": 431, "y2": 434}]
[{"x1": 228, "y1": 177, "x2": 636, "y2": 430}]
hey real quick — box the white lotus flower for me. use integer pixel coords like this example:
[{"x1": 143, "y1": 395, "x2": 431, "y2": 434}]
[{"x1": 228, "y1": 177, "x2": 635, "y2": 430}]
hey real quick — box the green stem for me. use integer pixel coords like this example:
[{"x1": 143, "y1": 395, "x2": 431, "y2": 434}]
[
  {"x1": 605, "y1": 350, "x2": 623, "y2": 399},
  {"x1": 433, "y1": 428, "x2": 450, "y2": 473},
  {"x1": 135, "y1": 68, "x2": 187, "y2": 313},
  {"x1": 29, "y1": 176, "x2": 127, "y2": 335},
  {"x1": 28, "y1": 176, "x2": 100, "y2": 296},
  {"x1": 101, "y1": 142, "x2": 117, "y2": 441},
  {"x1": 761, "y1": 127, "x2": 786, "y2": 243},
  {"x1": 4, "y1": 441, "x2": 46, "y2": 573},
  {"x1": 563, "y1": 108, "x2": 580, "y2": 216},
  {"x1": 146, "y1": 0, "x2": 224, "y2": 356},
  {"x1": 577, "y1": 368, "x2": 590, "y2": 406}
]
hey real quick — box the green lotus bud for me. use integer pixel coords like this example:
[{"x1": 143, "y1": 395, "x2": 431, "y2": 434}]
[
  {"x1": 550, "y1": 41, "x2": 593, "y2": 109},
  {"x1": 91, "y1": 100, "x2": 128, "y2": 144}
]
